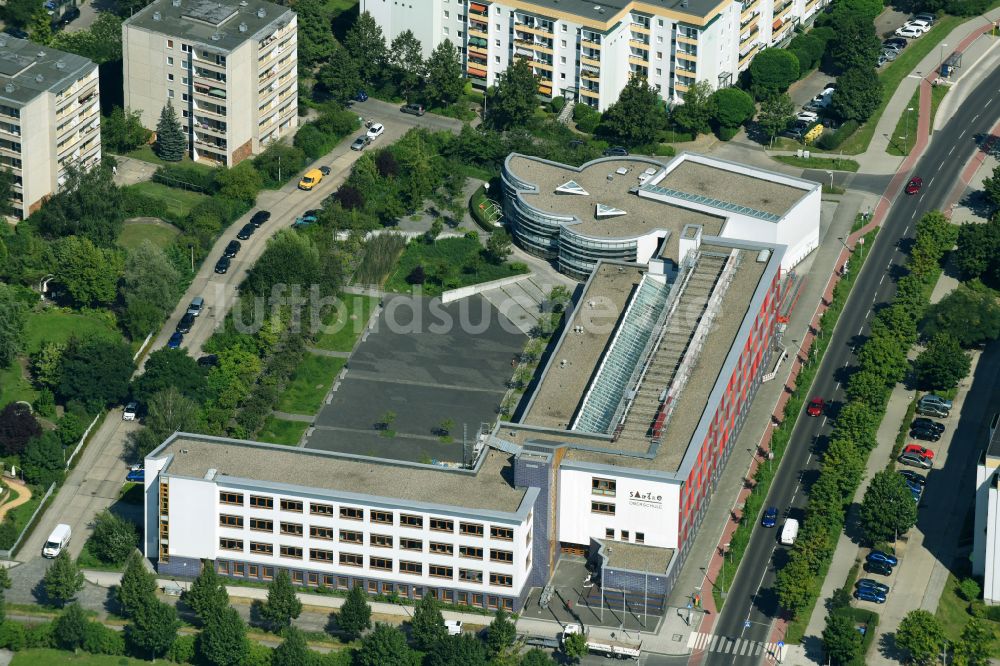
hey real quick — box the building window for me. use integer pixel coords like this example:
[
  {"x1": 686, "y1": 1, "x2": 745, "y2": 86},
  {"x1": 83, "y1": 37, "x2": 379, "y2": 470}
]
[
  {"x1": 621, "y1": 530, "x2": 630, "y2": 541},
  {"x1": 219, "y1": 537, "x2": 243, "y2": 551},
  {"x1": 249, "y1": 564, "x2": 258, "y2": 577},
  {"x1": 400, "y1": 538, "x2": 423, "y2": 551},
  {"x1": 250, "y1": 518, "x2": 273, "y2": 532},
  {"x1": 460, "y1": 522, "x2": 484, "y2": 537},
  {"x1": 491, "y1": 527, "x2": 514, "y2": 541},
  {"x1": 400, "y1": 561, "x2": 422, "y2": 575},
  {"x1": 370, "y1": 534, "x2": 393, "y2": 548},
  {"x1": 310, "y1": 526, "x2": 333, "y2": 540},
  {"x1": 444, "y1": 10, "x2": 449, "y2": 17},
  {"x1": 340, "y1": 530, "x2": 363, "y2": 544},
  {"x1": 592, "y1": 478, "x2": 616, "y2": 496},
  {"x1": 400, "y1": 514, "x2": 423, "y2": 529},
  {"x1": 430, "y1": 518, "x2": 453, "y2": 532},
  {"x1": 280, "y1": 499, "x2": 303, "y2": 513},
  {"x1": 323, "y1": 575, "x2": 335, "y2": 587},
  {"x1": 459, "y1": 546, "x2": 483, "y2": 559},
  {"x1": 490, "y1": 549, "x2": 513, "y2": 564},
  {"x1": 605, "y1": 528, "x2": 614, "y2": 539},
  {"x1": 262, "y1": 566, "x2": 274, "y2": 580},
  {"x1": 429, "y1": 542, "x2": 453, "y2": 555},
  {"x1": 656, "y1": 51, "x2": 663, "y2": 60},
  {"x1": 443, "y1": 27, "x2": 449, "y2": 34},
  {"x1": 167, "y1": 56, "x2": 174, "y2": 65},
  {"x1": 370, "y1": 557, "x2": 393, "y2": 571},
  {"x1": 636, "y1": 532, "x2": 645, "y2": 544},
  {"x1": 591, "y1": 502, "x2": 615, "y2": 515},
  {"x1": 310, "y1": 548, "x2": 334, "y2": 562},
  {"x1": 219, "y1": 491, "x2": 243, "y2": 505},
  {"x1": 489, "y1": 573, "x2": 513, "y2": 588},
  {"x1": 562, "y1": 24, "x2": 567, "y2": 31},
  {"x1": 280, "y1": 545, "x2": 303, "y2": 559},
  {"x1": 219, "y1": 514, "x2": 243, "y2": 527},
  {"x1": 371, "y1": 511, "x2": 393, "y2": 525},
  {"x1": 167, "y1": 73, "x2": 174, "y2": 81},
  {"x1": 217, "y1": 561, "x2": 229, "y2": 574},
  {"x1": 340, "y1": 552, "x2": 363, "y2": 567},
  {"x1": 311, "y1": 502, "x2": 334, "y2": 516},
  {"x1": 250, "y1": 541, "x2": 273, "y2": 555},
  {"x1": 290, "y1": 570, "x2": 303, "y2": 584},
  {"x1": 308, "y1": 572, "x2": 318, "y2": 585},
  {"x1": 181, "y1": 43, "x2": 191, "y2": 52},
  {"x1": 340, "y1": 506, "x2": 363, "y2": 521},
  {"x1": 459, "y1": 568, "x2": 483, "y2": 583},
  {"x1": 250, "y1": 495, "x2": 273, "y2": 509},
  {"x1": 430, "y1": 565, "x2": 453, "y2": 579},
  {"x1": 367, "y1": 580, "x2": 377, "y2": 594},
  {"x1": 167, "y1": 39, "x2": 173, "y2": 48},
  {"x1": 182, "y1": 93, "x2": 189, "y2": 102},
  {"x1": 182, "y1": 77, "x2": 189, "y2": 85},
  {"x1": 280, "y1": 522, "x2": 303, "y2": 536}
]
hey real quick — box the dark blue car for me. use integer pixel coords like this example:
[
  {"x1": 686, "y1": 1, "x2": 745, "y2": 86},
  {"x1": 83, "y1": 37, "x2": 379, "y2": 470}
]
[
  {"x1": 855, "y1": 579, "x2": 889, "y2": 595},
  {"x1": 126, "y1": 469, "x2": 144, "y2": 483},
  {"x1": 168, "y1": 332, "x2": 183, "y2": 349},
  {"x1": 866, "y1": 550, "x2": 898, "y2": 567},
  {"x1": 854, "y1": 587, "x2": 886, "y2": 604},
  {"x1": 355, "y1": 90, "x2": 368, "y2": 102},
  {"x1": 761, "y1": 506, "x2": 778, "y2": 528}
]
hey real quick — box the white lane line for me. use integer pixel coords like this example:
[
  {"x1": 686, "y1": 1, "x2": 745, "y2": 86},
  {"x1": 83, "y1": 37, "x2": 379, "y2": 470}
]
[
  {"x1": 879, "y1": 275, "x2": 885, "y2": 285},
  {"x1": 821, "y1": 416, "x2": 827, "y2": 428},
  {"x1": 986, "y1": 97, "x2": 994, "y2": 108},
  {"x1": 911, "y1": 211, "x2": 917, "y2": 219},
  {"x1": 858, "y1": 325, "x2": 864, "y2": 334},
  {"x1": 835, "y1": 382, "x2": 841, "y2": 390},
  {"x1": 904, "y1": 225, "x2": 910, "y2": 233},
  {"x1": 807, "y1": 452, "x2": 813, "y2": 464},
  {"x1": 960, "y1": 130, "x2": 967, "y2": 139},
  {"x1": 972, "y1": 114, "x2": 980, "y2": 121},
  {"x1": 929, "y1": 177, "x2": 935, "y2": 187},
  {"x1": 948, "y1": 146, "x2": 956, "y2": 155}
]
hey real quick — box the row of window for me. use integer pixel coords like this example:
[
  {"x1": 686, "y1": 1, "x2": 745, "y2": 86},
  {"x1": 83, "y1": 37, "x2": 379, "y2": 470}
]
[
  {"x1": 218, "y1": 539, "x2": 514, "y2": 586},
  {"x1": 218, "y1": 492, "x2": 515, "y2": 539},
  {"x1": 604, "y1": 528, "x2": 646, "y2": 544}
]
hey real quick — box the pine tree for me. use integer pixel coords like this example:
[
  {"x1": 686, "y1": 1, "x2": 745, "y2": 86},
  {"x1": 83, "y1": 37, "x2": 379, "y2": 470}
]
[
  {"x1": 126, "y1": 598, "x2": 179, "y2": 659},
  {"x1": 54, "y1": 603, "x2": 88, "y2": 651},
  {"x1": 410, "y1": 594, "x2": 447, "y2": 650},
  {"x1": 337, "y1": 584, "x2": 371, "y2": 639},
  {"x1": 197, "y1": 606, "x2": 249, "y2": 666},
  {"x1": 183, "y1": 560, "x2": 229, "y2": 625},
  {"x1": 154, "y1": 101, "x2": 186, "y2": 162},
  {"x1": 272, "y1": 626, "x2": 310, "y2": 666},
  {"x1": 485, "y1": 610, "x2": 516, "y2": 657},
  {"x1": 117, "y1": 552, "x2": 157, "y2": 619},
  {"x1": 43, "y1": 550, "x2": 85, "y2": 607},
  {"x1": 259, "y1": 569, "x2": 302, "y2": 632}
]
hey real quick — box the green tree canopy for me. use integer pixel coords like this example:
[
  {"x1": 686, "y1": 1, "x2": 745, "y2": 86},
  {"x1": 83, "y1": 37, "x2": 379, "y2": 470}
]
[
  {"x1": 290, "y1": 0, "x2": 336, "y2": 67},
  {"x1": 857, "y1": 332, "x2": 909, "y2": 385},
  {"x1": 830, "y1": 67, "x2": 883, "y2": 123},
  {"x1": 154, "y1": 101, "x2": 186, "y2": 162},
  {"x1": 0, "y1": 283, "x2": 26, "y2": 368},
  {"x1": 562, "y1": 630, "x2": 588, "y2": 663},
  {"x1": 126, "y1": 597, "x2": 179, "y2": 659},
  {"x1": 486, "y1": 229, "x2": 513, "y2": 264},
  {"x1": 120, "y1": 240, "x2": 181, "y2": 339},
  {"x1": 337, "y1": 584, "x2": 371, "y2": 639},
  {"x1": 672, "y1": 80, "x2": 714, "y2": 135},
  {"x1": 860, "y1": 470, "x2": 918, "y2": 544},
  {"x1": 118, "y1": 551, "x2": 157, "y2": 619},
  {"x1": 129, "y1": 386, "x2": 200, "y2": 459},
  {"x1": 389, "y1": 30, "x2": 426, "y2": 100},
  {"x1": 710, "y1": 87, "x2": 756, "y2": 132},
  {"x1": 845, "y1": 369, "x2": 888, "y2": 409},
  {"x1": 183, "y1": 560, "x2": 230, "y2": 626},
  {"x1": 57, "y1": 335, "x2": 135, "y2": 410},
  {"x1": 91, "y1": 509, "x2": 139, "y2": 565},
  {"x1": 0, "y1": 168, "x2": 17, "y2": 218},
  {"x1": 102, "y1": 107, "x2": 151, "y2": 154},
  {"x1": 356, "y1": 623, "x2": 418, "y2": 666},
  {"x1": 424, "y1": 39, "x2": 465, "y2": 108},
  {"x1": 43, "y1": 551, "x2": 85, "y2": 607},
  {"x1": 822, "y1": 612, "x2": 864, "y2": 664},
  {"x1": 0, "y1": 402, "x2": 40, "y2": 456},
  {"x1": 983, "y1": 163, "x2": 1000, "y2": 209},
  {"x1": 424, "y1": 633, "x2": 489, "y2": 666},
  {"x1": 21, "y1": 431, "x2": 65, "y2": 486},
  {"x1": 197, "y1": 606, "x2": 249, "y2": 666},
  {"x1": 344, "y1": 11, "x2": 387, "y2": 77},
  {"x1": 31, "y1": 164, "x2": 125, "y2": 246},
  {"x1": 1, "y1": 0, "x2": 41, "y2": 28},
  {"x1": 485, "y1": 610, "x2": 517, "y2": 657},
  {"x1": 133, "y1": 348, "x2": 208, "y2": 404},
  {"x1": 600, "y1": 75, "x2": 665, "y2": 147},
  {"x1": 954, "y1": 219, "x2": 1000, "y2": 281},
  {"x1": 410, "y1": 595, "x2": 447, "y2": 650},
  {"x1": 272, "y1": 626, "x2": 310, "y2": 666},
  {"x1": 243, "y1": 229, "x2": 323, "y2": 298},
  {"x1": 54, "y1": 603, "x2": 88, "y2": 650},
  {"x1": 486, "y1": 58, "x2": 539, "y2": 131},
  {"x1": 923, "y1": 282, "x2": 1000, "y2": 346},
  {"x1": 50, "y1": 12, "x2": 123, "y2": 63},
  {"x1": 896, "y1": 610, "x2": 944, "y2": 666},
  {"x1": 914, "y1": 332, "x2": 971, "y2": 390},
  {"x1": 53, "y1": 236, "x2": 124, "y2": 307},
  {"x1": 826, "y1": 12, "x2": 881, "y2": 74},
  {"x1": 259, "y1": 569, "x2": 303, "y2": 631},
  {"x1": 955, "y1": 617, "x2": 993, "y2": 666},
  {"x1": 749, "y1": 49, "x2": 799, "y2": 99}
]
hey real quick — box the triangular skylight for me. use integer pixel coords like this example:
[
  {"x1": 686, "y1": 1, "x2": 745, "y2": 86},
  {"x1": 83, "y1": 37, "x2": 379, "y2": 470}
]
[
  {"x1": 595, "y1": 204, "x2": 627, "y2": 218},
  {"x1": 555, "y1": 180, "x2": 589, "y2": 195}
]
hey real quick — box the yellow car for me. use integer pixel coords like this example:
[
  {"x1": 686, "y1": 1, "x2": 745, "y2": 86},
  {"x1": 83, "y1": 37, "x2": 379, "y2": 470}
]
[{"x1": 298, "y1": 168, "x2": 323, "y2": 191}]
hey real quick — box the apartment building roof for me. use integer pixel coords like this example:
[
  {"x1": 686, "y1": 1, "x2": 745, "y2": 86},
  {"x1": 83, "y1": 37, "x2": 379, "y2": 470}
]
[
  {"x1": 125, "y1": 0, "x2": 293, "y2": 52},
  {"x1": 0, "y1": 36, "x2": 96, "y2": 106},
  {"x1": 517, "y1": 0, "x2": 727, "y2": 23},
  {"x1": 154, "y1": 433, "x2": 530, "y2": 515}
]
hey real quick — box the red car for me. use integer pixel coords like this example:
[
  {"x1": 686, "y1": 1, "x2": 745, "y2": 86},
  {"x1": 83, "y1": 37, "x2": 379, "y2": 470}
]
[
  {"x1": 807, "y1": 397, "x2": 825, "y2": 417},
  {"x1": 905, "y1": 177, "x2": 923, "y2": 194},
  {"x1": 903, "y1": 443, "x2": 935, "y2": 459}
]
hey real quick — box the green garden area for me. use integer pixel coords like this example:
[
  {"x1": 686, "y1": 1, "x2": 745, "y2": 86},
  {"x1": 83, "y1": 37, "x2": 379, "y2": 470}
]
[
  {"x1": 314, "y1": 296, "x2": 378, "y2": 353},
  {"x1": 276, "y1": 355, "x2": 347, "y2": 415},
  {"x1": 125, "y1": 182, "x2": 209, "y2": 222},
  {"x1": 385, "y1": 236, "x2": 527, "y2": 297},
  {"x1": 258, "y1": 417, "x2": 310, "y2": 446},
  {"x1": 11, "y1": 650, "x2": 151, "y2": 666},
  {"x1": 118, "y1": 221, "x2": 180, "y2": 252}
]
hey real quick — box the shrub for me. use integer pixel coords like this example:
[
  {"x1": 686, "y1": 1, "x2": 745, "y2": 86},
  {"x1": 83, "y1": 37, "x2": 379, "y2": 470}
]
[
  {"x1": 167, "y1": 634, "x2": 197, "y2": 663},
  {"x1": 25, "y1": 621, "x2": 54, "y2": 649},
  {"x1": 294, "y1": 109, "x2": 359, "y2": 160},
  {"x1": 153, "y1": 164, "x2": 218, "y2": 194},
  {"x1": 816, "y1": 120, "x2": 859, "y2": 150},
  {"x1": 121, "y1": 188, "x2": 170, "y2": 220},
  {"x1": 549, "y1": 96, "x2": 566, "y2": 113},
  {"x1": 0, "y1": 621, "x2": 26, "y2": 651},
  {"x1": 717, "y1": 126, "x2": 740, "y2": 141},
  {"x1": 573, "y1": 104, "x2": 601, "y2": 133},
  {"x1": 83, "y1": 621, "x2": 125, "y2": 655}
]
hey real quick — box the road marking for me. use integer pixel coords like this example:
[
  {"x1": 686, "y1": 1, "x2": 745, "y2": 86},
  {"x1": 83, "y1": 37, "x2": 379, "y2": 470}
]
[
  {"x1": 688, "y1": 632, "x2": 781, "y2": 657},
  {"x1": 929, "y1": 177, "x2": 935, "y2": 187},
  {"x1": 972, "y1": 114, "x2": 980, "y2": 122},
  {"x1": 879, "y1": 275, "x2": 885, "y2": 285},
  {"x1": 948, "y1": 146, "x2": 956, "y2": 155},
  {"x1": 807, "y1": 452, "x2": 813, "y2": 463},
  {"x1": 820, "y1": 416, "x2": 827, "y2": 428},
  {"x1": 911, "y1": 211, "x2": 917, "y2": 219},
  {"x1": 835, "y1": 382, "x2": 841, "y2": 390},
  {"x1": 960, "y1": 130, "x2": 967, "y2": 139},
  {"x1": 858, "y1": 325, "x2": 864, "y2": 334},
  {"x1": 903, "y1": 225, "x2": 910, "y2": 234}
]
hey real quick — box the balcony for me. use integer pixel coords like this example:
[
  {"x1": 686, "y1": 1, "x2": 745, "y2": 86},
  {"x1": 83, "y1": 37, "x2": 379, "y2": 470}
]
[
  {"x1": 740, "y1": 11, "x2": 760, "y2": 29},
  {"x1": 580, "y1": 88, "x2": 599, "y2": 99},
  {"x1": 515, "y1": 23, "x2": 552, "y2": 37},
  {"x1": 580, "y1": 38, "x2": 601, "y2": 49},
  {"x1": 469, "y1": 28, "x2": 488, "y2": 39},
  {"x1": 469, "y1": 1, "x2": 488, "y2": 16},
  {"x1": 674, "y1": 82, "x2": 690, "y2": 93},
  {"x1": 0, "y1": 123, "x2": 20, "y2": 138},
  {"x1": 581, "y1": 55, "x2": 601, "y2": 67},
  {"x1": 194, "y1": 102, "x2": 226, "y2": 118},
  {"x1": 580, "y1": 69, "x2": 600, "y2": 80},
  {"x1": 194, "y1": 134, "x2": 227, "y2": 151},
  {"x1": 740, "y1": 0, "x2": 761, "y2": 17},
  {"x1": 630, "y1": 22, "x2": 651, "y2": 34},
  {"x1": 194, "y1": 118, "x2": 227, "y2": 136},
  {"x1": 676, "y1": 50, "x2": 697, "y2": 61},
  {"x1": 194, "y1": 85, "x2": 227, "y2": 100},
  {"x1": 628, "y1": 55, "x2": 648, "y2": 66},
  {"x1": 677, "y1": 34, "x2": 698, "y2": 46}
]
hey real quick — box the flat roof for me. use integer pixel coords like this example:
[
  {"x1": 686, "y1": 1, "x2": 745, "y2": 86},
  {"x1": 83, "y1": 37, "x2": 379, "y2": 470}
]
[
  {"x1": 155, "y1": 434, "x2": 528, "y2": 514},
  {"x1": 987, "y1": 416, "x2": 1000, "y2": 459},
  {"x1": 510, "y1": 0, "x2": 727, "y2": 23},
  {"x1": 655, "y1": 160, "x2": 804, "y2": 219},
  {"x1": 0, "y1": 37, "x2": 96, "y2": 106},
  {"x1": 600, "y1": 540, "x2": 675, "y2": 574},
  {"x1": 125, "y1": 0, "x2": 293, "y2": 52}
]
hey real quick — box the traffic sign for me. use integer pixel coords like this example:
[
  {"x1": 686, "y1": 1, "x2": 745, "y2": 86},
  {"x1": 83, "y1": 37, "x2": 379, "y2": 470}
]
[
  {"x1": 744, "y1": 621, "x2": 751, "y2": 629},
  {"x1": 777, "y1": 640, "x2": 784, "y2": 647},
  {"x1": 687, "y1": 603, "x2": 693, "y2": 609}
]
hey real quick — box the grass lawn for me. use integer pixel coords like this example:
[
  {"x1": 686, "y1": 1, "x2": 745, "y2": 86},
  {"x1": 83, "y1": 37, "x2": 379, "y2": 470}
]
[
  {"x1": 0, "y1": 362, "x2": 36, "y2": 408},
  {"x1": 839, "y1": 14, "x2": 962, "y2": 155},
  {"x1": 258, "y1": 417, "x2": 309, "y2": 446},
  {"x1": 385, "y1": 237, "x2": 528, "y2": 297},
  {"x1": 773, "y1": 155, "x2": 860, "y2": 171},
  {"x1": 11, "y1": 649, "x2": 151, "y2": 665},
  {"x1": 24, "y1": 310, "x2": 118, "y2": 353},
  {"x1": 885, "y1": 88, "x2": 920, "y2": 156},
  {"x1": 123, "y1": 144, "x2": 206, "y2": 170},
  {"x1": 126, "y1": 181, "x2": 209, "y2": 222},
  {"x1": 929, "y1": 83, "x2": 950, "y2": 127},
  {"x1": 76, "y1": 536, "x2": 127, "y2": 572},
  {"x1": 314, "y1": 295, "x2": 377, "y2": 352},
  {"x1": 118, "y1": 220, "x2": 180, "y2": 251},
  {"x1": 936, "y1": 572, "x2": 974, "y2": 641},
  {"x1": 276, "y1": 354, "x2": 346, "y2": 415}
]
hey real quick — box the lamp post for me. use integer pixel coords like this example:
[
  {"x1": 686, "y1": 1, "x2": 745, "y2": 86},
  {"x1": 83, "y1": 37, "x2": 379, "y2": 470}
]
[
  {"x1": 721, "y1": 542, "x2": 731, "y2": 596},
  {"x1": 939, "y1": 42, "x2": 947, "y2": 75},
  {"x1": 826, "y1": 170, "x2": 834, "y2": 190},
  {"x1": 904, "y1": 106, "x2": 914, "y2": 153}
]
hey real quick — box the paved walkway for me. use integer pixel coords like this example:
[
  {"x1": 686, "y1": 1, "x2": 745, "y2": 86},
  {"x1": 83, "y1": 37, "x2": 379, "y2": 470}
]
[{"x1": 0, "y1": 479, "x2": 31, "y2": 522}]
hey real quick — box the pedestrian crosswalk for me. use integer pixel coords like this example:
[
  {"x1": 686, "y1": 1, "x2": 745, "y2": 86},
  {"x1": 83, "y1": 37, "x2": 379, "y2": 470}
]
[{"x1": 687, "y1": 632, "x2": 782, "y2": 659}]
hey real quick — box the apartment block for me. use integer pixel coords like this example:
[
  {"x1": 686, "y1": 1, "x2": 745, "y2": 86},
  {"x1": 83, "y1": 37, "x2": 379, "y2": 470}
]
[
  {"x1": 123, "y1": 0, "x2": 297, "y2": 166},
  {"x1": 0, "y1": 36, "x2": 100, "y2": 219},
  {"x1": 364, "y1": 0, "x2": 828, "y2": 110}
]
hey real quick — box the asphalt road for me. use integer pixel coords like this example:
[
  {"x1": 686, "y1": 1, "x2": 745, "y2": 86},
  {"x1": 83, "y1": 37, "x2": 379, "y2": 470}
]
[{"x1": 703, "y1": 65, "x2": 1000, "y2": 666}]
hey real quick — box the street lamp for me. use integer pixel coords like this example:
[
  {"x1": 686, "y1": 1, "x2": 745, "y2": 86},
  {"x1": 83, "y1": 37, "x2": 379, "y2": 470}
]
[
  {"x1": 826, "y1": 170, "x2": 834, "y2": 190},
  {"x1": 904, "y1": 106, "x2": 914, "y2": 153},
  {"x1": 721, "y1": 542, "x2": 731, "y2": 595}
]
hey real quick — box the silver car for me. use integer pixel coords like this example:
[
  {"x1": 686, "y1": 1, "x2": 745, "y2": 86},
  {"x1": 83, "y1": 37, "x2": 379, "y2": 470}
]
[
  {"x1": 898, "y1": 452, "x2": 933, "y2": 469},
  {"x1": 920, "y1": 394, "x2": 953, "y2": 409}
]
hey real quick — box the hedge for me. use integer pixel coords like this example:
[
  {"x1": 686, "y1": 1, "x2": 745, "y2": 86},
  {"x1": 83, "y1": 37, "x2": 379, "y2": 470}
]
[{"x1": 817, "y1": 120, "x2": 859, "y2": 151}]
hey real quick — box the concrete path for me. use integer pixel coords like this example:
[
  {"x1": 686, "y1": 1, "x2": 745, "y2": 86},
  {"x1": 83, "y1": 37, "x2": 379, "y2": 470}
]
[{"x1": 307, "y1": 348, "x2": 351, "y2": 358}]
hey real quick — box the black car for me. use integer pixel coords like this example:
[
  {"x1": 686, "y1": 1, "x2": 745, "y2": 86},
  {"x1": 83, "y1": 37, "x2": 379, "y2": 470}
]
[
  {"x1": 51, "y1": 5, "x2": 80, "y2": 29},
  {"x1": 319, "y1": 166, "x2": 332, "y2": 176},
  {"x1": 197, "y1": 354, "x2": 219, "y2": 367},
  {"x1": 214, "y1": 256, "x2": 231, "y2": 274},
  {"x1": 250, "y1": 210, "x2": 271, "y2": 227},
  {"x1": 864, "y1": 560, "x2": 893, "y2": 576},
  {"x1": 3, "y1": 28, "x2": 29, "y2": 39},
  {"x1": 224, "y1": 240, "x2": 241, "y2": 258},
  {"x1": 884, "y1": 37, "x2": 908, "y2": 50},
  {"x1": 909, "y1": 425, "x2": 940, "y2": 442},
  {"x1": 401, "y1": 103, "x2": 425, "y2": 116},
  {"x1": 603, "y1": 146, "x2": 629, "y2": 157},
  {"x1": 236, "y1": 223, "x2": 255, "y2": 240},
  {"x1": 176, "y1": 312, "x2": 195, "y2": 334},
  {"x1": 855, "y1": 578, "x2": 890, "y2": 595},
  {"x1": 912, "y1": 417, "x2": 945, "y2": 433},
  {"x1": 899, "y1": 469, "x2": 926, "y2": 486}
]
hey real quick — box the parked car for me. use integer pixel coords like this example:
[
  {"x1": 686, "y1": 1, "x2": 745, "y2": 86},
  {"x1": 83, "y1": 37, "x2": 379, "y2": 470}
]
[
  {"x1": 293, "y1": 210, "x2": 319, "y2": 229},
  {"x1": 867, "y1": 550, "x2": 898, "y2": 567},
  {"x1": 806, "y1": 397, "x2": 825, "y2": 417},
  {"x1": 856, "y1": 579, "x2": 890, "y2": 594},
  {"x1": 899, "y1": 469, "x2": 926, "y2": 486},
  {"x1": 881, "y1": 49, "x2": 899, "y2": 63},
  {"x1": 351, "y1": 136, "x2": 370, "y2": 151},
  {"x1": 920, "y1": 394, "x2": 953, "y2": 410},
  {"x1": 905, "y1": 177, "x2": 923, "y2": 194},
  {"x1": 864, "y1": 560, "x2": 893, "y2": 576},
  {"x1": 903, "y1": 443, "x2": 935, "y2": 459},
  {"x1": 197, "y1": 354, "x2": 219, "y2": 367},
  {"x1": 224, "y1": 240, "x2": 241, "y2": 258},
  {"x1": 914, "y1": 12, "x2": 936, "y2": 24},
  {"x1": 603, "y1": 146, "x2": 629, "y2": 157},
  {"x1": 123, "y1": 401, "x2": 138, "y2": 421},
  {"x1": 176, "y1": 312, "x2": 196, "y2": 334},
  {"x1": 187, "y1": 296, "x2": 205, "y2": 317},
  {"x1": 884, "y1": 38, "x2": 908, "y2": 50},
  {"x1": 126, "y1": 468, "x2": 144, "y2": 483},
  {"x1": 906, "y1": 19, "x2": 931, "y2": 31},
  {"x1": 4, "y1": 28, "x2": 29, "y2": 39},
  {"x1": 236, "y1": 223, "x2": 255, "y2": 240},
  {"x1": 912, "y1": 417, "x2": 945, "y2": 433},
  {"x1": 250, "y1": 210, "x2": 271, "y2": 227},
  {"x1": 916, "y1": 403, "x2": 949, "y2": 418},
  {"x1": 319, "y1": 166, "x2": 332, "y2": 176},
  {"x1": 354, "y1": 90, "x2": 368, "y2": 102},
  {"x1": 214, "y1": 255, "x2": 231, "y2": 274},
  {"x1": 898, "y1": 451, "x2": 933, "y2": 469},
  {"x1": 167, "y1": 332, "x2": 184, "y2": 349},
  {"x1": 366, "y1": 123, "x2": 385, "y2": 141},
  {"x1": 401, "y1": 103, "x2": 425, "y2": 116},
  {"x1": 761, "y1": 506, "x2": 778, "y2": 528},
  {"x1": 51, "y1": 5, "x2": 80, "y2": 28},
  {"x1": 909, "y1": 425, "x2": 940, "y2": 442},
  {"x1": 854, "y1": 588, "x2": 887, "y2": 604},
  {"x1": 796, "y1": 110, "x2": 819, "y2": 123},
  {"x1": 895, "y1": 26, "x2": 924, "y2": 38},
  {"x1": 877, "y1": 54, "x2": 889, "y2": 67},
  {"x1": 298, "y1": 168, "x2": 324, "y2": 190}
]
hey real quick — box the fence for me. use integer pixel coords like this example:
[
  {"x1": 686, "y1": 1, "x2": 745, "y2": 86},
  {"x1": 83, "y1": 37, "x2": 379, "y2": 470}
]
[
  {"x1": 65, "y1": 413, "x2": 102, "y2": 470},
  {"x1": 0, "y1": 482, "x2": 57, "y2": 559}
]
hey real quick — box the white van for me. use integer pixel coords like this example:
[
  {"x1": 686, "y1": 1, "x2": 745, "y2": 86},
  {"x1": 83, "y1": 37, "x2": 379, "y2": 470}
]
[
  {"x1": 445, "y1": 620, "x2": 462, "y2": 636},
  {"x1": 42, "y1": 523, "x2": 72, "y2": 558},
  {"x1": 780, "y1": 519, "x2": 799, "y2": 546}
]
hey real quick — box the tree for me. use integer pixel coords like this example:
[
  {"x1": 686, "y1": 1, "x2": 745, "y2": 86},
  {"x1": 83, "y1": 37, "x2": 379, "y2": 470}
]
[
  {"x1": 91, "y1": 510, "x2": 138, "y2": 565},
  {"x1": 671, "y1": 80, "x2": 714, "y2": 135},
  {"x1": 822, "y1": 612, "x2": 863, "y2": 665},
  {"x1": 923, "y1": 284, "x2": 1000, "y2": 346},
  {"x1": 600, "y1": 75, "x2": 665, "y2": 147},
  {"x1": 1, "y1": 0, "x2": 42, "y2": 28},
  {"x1": 857, "y1": 333, "x2": 908, "y2": 385},
  {"x1": 0, "y1": 168, "x2": 17, "y2": 218},
  {"x1": 486, "y1": 229, "x2": 513, "y2": 264},
  {"x1": 53, "y1": 236, "x2": 124, "y2": 307},
  {"x1": 133, "y1": 348, "x2": 207, "y2": 404},
  {"x1": 54, "y1": 603, "x2": 88, "y2": 650},
  {"x1": 485, "y1": 610, "x2": 517, "y2": 657},
  {"x1": 845, "y1": 369, "x2": 887, "y2": 409},
  {"x1": 120, "y1": 241, "x2": 181, "y2": 339},
  {"x1": 0, "y1": 284, "x2": 25, "y2": 368},
  {"x1": 154, "y1": 101, "x2": 185, "y2": 162},
  {"x1": 216, "y1": 161, "x2": 262, "y2": 206},
  {"x1": 31, "y1": 164, "x2": 125, "y2": 246},
  {"x1": 486, "y1": 58, "x2": 538, "y2": 131},
  {"x1": 272, "y1": 626, "x2": 310, "y2": 666},
  {"x1": 28, "y1": 8, "x2": 52, "y2": 45},
  {"x1": 406, "y1": 265, "x2": 426, "y2": 285},
  {"x1": 827, "y1": 12, "x2": 881, "y2": 74},
  {"x1": 243, "y1": 229, "x2": 322, "y2": 298},
  {"x1": 0, "y1": 402, "x2": 41, "y2": 456},
  {"x1": 118, "y1": 552, "x2": 157, "y2": 619},
  {"x1": 290, "y1": 0, "x2": 336, "y2": 67},
  {"x1": 389, "y1": 30, "x2": 426, "y2": 100},
  {"x1": 561, "y1": 630, "x2": 588, "y2": 664},
  {"x1": 197, "y1": 606, "x2": 249, "y2": 666},
  {"x1": 56, "y1": 335, "x2": 135, "y2": 409},
  {"x1": 748, "y1": 49, "x2": 799, "y2": 99},
  {"x1": 337, "y1": 584, "x2": 371, "y2": 639},
  {"x1": 260, "y1": 570, "x2": 302, "y2": 631},
  {"x1": 129, "y1": 387, "x2": 200, "y2": 459},
  {"x1": 21, "y1": 432, "x2": 65, "y2": 486},
  {"x1": 831, "y1": 401, "x2": 878, "y2": 446},
  {"x1": 896, "y1": 610, "x2": 944, "y2": 666},
  {"x1": 522, "y1": 647, "x2": 557, "y2": 665},
  {"x1": 914, "y1": 333, "x2": 971, "y2": 390},
  {"x1": 51, "y1": 11, "x2": 123, "y2": 64},
  {"x1": 344, "y1": 11, "x2": 387, "y2": 78},
  {"x1": 983, "y1": 163, "x2": 1000, "y2": 209},
  {"x1": 355, "y1": 623, "x2": 417, "y2": 666},
  {"x1": 860, "y1": 470, "x2": 918, "y2": 544},
  {"x1": 830, "y1": 67, "x2": 883, "y2": 123},
  {"x1": 424, "y1": 633, "x2": 489, "y2": 666},
  {"x1": 43, "y1": 551, "x2": 85, "y2": 607},
  {"x1": 126, "y1": 598, "x2": 179, "y2": 659},
  {"x1": 102, "y1": 107, "x2": 151, "y2": 154},
  {"x1": 955, "y1": 617, "x2": 993, "y2": 666},
  {"x1": 954, "y1": 220, "x2": 1000, "y2": 280},
  {"x1": 957, "y1": 577, "x2": 981, "y2": 602},
  {"x1": 424, "y1": 39, "x2": 464, "y2": 108},
  {"x1": 775, "y1": 554, "x2": 815, "y2": 617},
  {"x1": 183, "y1": 560, "x2": 230, "y2": 626},
  {"x1": 709, "y1": 87, "x2": 755, "y2": 137},
  {"x1": 410, "y1": 595, "x2": 447, "y2": 650},
  {"x1": 872, "y1": 303, "x2": 919, "y2": 347}
]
